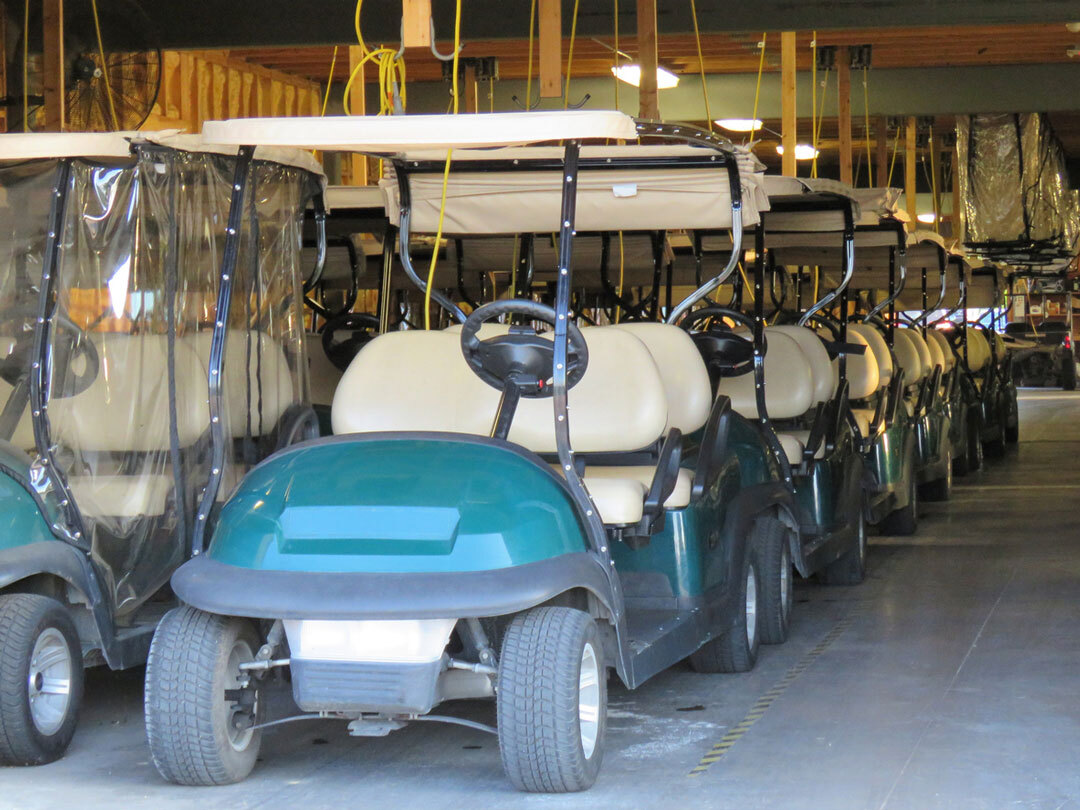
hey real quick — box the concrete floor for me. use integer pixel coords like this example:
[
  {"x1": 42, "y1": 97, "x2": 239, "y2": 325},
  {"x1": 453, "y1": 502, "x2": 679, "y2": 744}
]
[{"x1": 3, "y1": 389, "x2": 1079, "y2": 810}]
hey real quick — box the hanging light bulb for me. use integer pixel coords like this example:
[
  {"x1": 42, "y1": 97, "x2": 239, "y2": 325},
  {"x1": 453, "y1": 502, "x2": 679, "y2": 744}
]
[
  {"x1": 776, "y1": 144, "x2": 820, "y2": 160},
  {"x1": 610, "y1": 64, "x2": 680, "y2": 89}
]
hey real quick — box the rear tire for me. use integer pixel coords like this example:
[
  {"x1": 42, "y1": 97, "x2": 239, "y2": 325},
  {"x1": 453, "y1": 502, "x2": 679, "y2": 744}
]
[
  {"x1": 920, "y1": 446, "x2": 953, "y2": 502},
  {"x1": 984, "y1": 420, "x2": 1007, "y2": 459},
  {"x1": 145, "y1": 606, "x2": 263, "y2": 786},
  {"x1": 756, "y1": 517, "x2": 794, "y2": 644},
  {"x1": 689, "y1": 552, "x2": 760, "y2": 673},
  {"x1": 0, "y1": 594, "x2": 83, "y2": 766},
  {"x1": 497, "y1": 607, "x2": 606, "y2": 793},
  {"x1": 1062, "y1": 358, "x2": 1077, "y2": 391}
]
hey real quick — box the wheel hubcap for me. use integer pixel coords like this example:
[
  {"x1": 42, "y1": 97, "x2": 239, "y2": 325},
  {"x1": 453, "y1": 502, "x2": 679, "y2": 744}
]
[
  {"x1": 578, "y1": 642, "x2": 600, "y2": 760},
  {"x1": 225, "y1": 641, "x2": 256, "y2": 752},
  {"x1": 745, "y1": 566, "x2": 758, "y2": 649},
  {"x1": 27, "y1": 628, "x2": 73, "y2": 736}
]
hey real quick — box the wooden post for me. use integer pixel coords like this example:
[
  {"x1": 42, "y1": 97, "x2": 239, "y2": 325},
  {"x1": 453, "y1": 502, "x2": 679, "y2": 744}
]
[
  {"x1": 347, "y1": 46, "x2": 368, "y2": 185},
  {"x1": 636, "y1": 0, "x2": 659, "y2": 119},
  {"x1": 42, "y1": 0, "x2": 65, "y2": 131},
  {"x1": 401, "y1": 0, "x2": 432, "y2": 48},
  {"x1": 780, "y1": 32, "x2": 797, "y2": 177},
  {"x1": 837, "y1": 48, "x2": 853, "y2": 185},
  {"x1": 539, "y1": 0, "x2": 561, "y2": 98},
  {"x1": 875, "y1": 116, "x2": 889, "y2": 188},
  {"x1": 905, "y1": 116, "x2": 918, "y2": 230}
]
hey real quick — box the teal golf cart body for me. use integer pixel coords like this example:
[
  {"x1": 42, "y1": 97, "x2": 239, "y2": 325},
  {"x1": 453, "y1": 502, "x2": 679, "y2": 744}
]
[
  {"x1": 0, "y1": 132, "x2": 321, "y2": 765},
  {"x1": 144, "y1": 112, "x2": 809, "y2": 793}
]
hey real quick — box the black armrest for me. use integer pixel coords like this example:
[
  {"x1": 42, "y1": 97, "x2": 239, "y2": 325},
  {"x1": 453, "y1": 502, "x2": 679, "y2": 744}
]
[
  {"x1": 644, "y1": 428, "x2": 683, "y2": 516},
  {"x1": 826, "y1": 380, "x2": 851, "y2": 453},
  {"x1": 692, "y1": 397, "x2": 732, "y2": 500},
  {"x1": 886, "y1": 369, "x2": 906, "y2": 428},
  {"x1": 801, "y1": 401, "x2": 827, "y2": 465}
]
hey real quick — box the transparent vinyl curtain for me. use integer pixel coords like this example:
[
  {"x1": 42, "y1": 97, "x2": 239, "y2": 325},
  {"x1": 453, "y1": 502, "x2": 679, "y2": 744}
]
[{"x1": 0, "y1": 148, "x2": 317, "y2": 615}]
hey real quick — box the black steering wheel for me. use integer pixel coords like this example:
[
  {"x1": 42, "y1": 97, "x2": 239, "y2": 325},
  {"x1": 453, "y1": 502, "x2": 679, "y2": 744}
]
[
  {"x1": 678, "y1": 305, "x2": 760, "y2": 379},
  {"x1": 0, "y1": 305, "x2": 99, "y2": 397},
  {"x1": 460, "y1": 300, "x2": 589, "y2": 398},
  {"x1": 321, "y1": 311, "x2": 380, "y2": 372}
]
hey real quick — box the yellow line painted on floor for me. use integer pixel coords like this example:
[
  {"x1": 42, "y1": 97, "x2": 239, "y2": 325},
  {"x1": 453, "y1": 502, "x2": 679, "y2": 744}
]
[{"x1": 687, "y1": 613, "x2": 858, "y2": 777}]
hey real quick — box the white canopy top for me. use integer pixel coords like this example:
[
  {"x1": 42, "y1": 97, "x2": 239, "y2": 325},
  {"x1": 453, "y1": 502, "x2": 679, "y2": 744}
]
[
  {"x1": 202, "y1": 111, "x2": 640, "y2": 153},
  {"x1": 0, "y1": 131, "x2": 144, "y2": 160}
]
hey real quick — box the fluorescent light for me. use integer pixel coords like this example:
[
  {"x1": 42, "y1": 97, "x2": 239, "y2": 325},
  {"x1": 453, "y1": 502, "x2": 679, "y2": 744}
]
[
  {"x1": 715, "y1": 118, "x2": 763, "y2": 132},
  {"x1": 917, "y1": 212, "x2": 938, "y2": 224},
  {"x1": 776, "y1": 144, "x2": 819, "y2": 161},
  {"x1": 611, "y1": 64, "x2": 680, "y2": 89}
]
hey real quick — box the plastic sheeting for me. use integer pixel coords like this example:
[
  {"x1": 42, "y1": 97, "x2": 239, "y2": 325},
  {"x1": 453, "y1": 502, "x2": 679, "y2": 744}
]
[
  {"x1": 957, "y1": 114, "x2": 1078, "y2": 262},
  {"x1": 0, "y1": 146, "x2": 318, "y2": 615}
]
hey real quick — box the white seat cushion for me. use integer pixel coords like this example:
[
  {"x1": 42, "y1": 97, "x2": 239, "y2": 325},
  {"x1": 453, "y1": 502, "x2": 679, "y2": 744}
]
[
  {"x1": 776, "y1": 432, "x2": 805, "y2": 465},
  {"x1": 611, "y1": 323, "x2": 711, "y2": 434},
  {"x1": 766, "y1": 325, "x2": 836, "y2": 405},
  {"x1": 965, "y1": 329, "x2": 992, "y2": 372},
  {"x1": 901, "y1": 328, "x2": 933, "y2": 380},
  {"x1": 584, "y1": 466, "x2": 693, "y2": 510},
  {"x1": 849, "y1": 323, "x2": 893, "y2": 388},
  {"x1": 579, "y1": 476, "x2": 645, "y2": 525},
  {"x1": 892, "y1": 330, "x2": 924, "y2": 386},
  {"x1": 924, "y1": 332, "x2": 945, "y2": 371},
  {"x1": 67, "y1": 474, "x2": 173, "y2": 517},
  {"x1": 851, "y1": 408, "x2": 875, "y2": 439},
  {"x1": 717, "y1": 331, "x2": 814, "y2": 420},
  {"x1": 926, "y1": 328, "x2": 956, "y2": 372},
  {"x1": 844, "y1": 330, "x2": 880, "y2": 400}
]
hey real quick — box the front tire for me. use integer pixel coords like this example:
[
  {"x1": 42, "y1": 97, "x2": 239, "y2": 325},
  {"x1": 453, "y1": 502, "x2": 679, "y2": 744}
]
[
  {"x1": 920, "y1": 446, "x2": 953, "y2": 502},
  {"x1": 145, "y1": 607, "x2": 263, "y2": 786},
  {"x1": 0, "y1": 594, "x2": 83, "y2": 766},
  {"x1": 688, "y1": 551, "x2": 760, "y2": 673},
  {"x1": 497, "y1": 607, "x2": 607, "y2": 793}
]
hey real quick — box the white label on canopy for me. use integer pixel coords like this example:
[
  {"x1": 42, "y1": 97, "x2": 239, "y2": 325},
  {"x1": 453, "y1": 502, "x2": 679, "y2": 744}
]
[{"x1": 611, "y1": 183, "x2": 638, "y2": 198}]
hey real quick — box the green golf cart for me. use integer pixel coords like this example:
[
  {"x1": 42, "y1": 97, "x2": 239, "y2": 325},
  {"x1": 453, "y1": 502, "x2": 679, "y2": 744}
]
[
  {"x1": 142, "y1": 111, "x2": 810, "y2": 792},
  {"x1": 0, "y1": 132, "x2": 320, "y2": 765}
]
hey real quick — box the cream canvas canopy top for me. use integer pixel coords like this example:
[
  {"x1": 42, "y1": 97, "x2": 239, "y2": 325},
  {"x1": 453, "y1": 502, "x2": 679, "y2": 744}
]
[{"x1": 201, "y1": 112, "x2": 763, "y2": 235}]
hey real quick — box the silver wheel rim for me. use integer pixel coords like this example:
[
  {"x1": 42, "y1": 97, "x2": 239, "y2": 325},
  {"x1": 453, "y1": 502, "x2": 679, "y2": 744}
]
[
  {"x1": 858, "y1": 509, "x2": 867, "y2": 564},
  {"x1": 28, "y1": 627, "x2": 73, "y2": 736},
  {"x1": 225, "y1": 641, "x2": 256, "y2": 752},
  {"x1": 780, "y1": 543, "x2": 792, "y2": 618},
  {"x1": 745, "y1": 566, "x2": 758, "y2": 649},
  {"x1": 578, "y1": 642, "x2": 600, "y2": 760}
]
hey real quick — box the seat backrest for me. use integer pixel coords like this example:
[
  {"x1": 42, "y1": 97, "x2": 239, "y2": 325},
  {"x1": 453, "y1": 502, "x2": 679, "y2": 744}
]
[
  {"x1": 332, "y1": 326, "x2": 669, "y2": 454},
  {"x1": 925, "y1": 328, "x2": 955, "y2": 372},
  {"x1": 189, "y1": 330, "x2": 297, "y2": 438},
  {"x1": 612, "y1": 322, "x2": 711, "y2": 434},
  {"x1": 892, "y1": 330, "x2": 924, "y2": 386},
  {"x1": 901, "y1": 328, "x2": 933, "y2": 380},
  {"x1": 923, "y1": 331, "x2": 945, "y2": 371},
  {"x1": 766, "y1": 325, "x2": 836, "y2": 405},
  {"x1": 717, "y1": 330, "x2": 814, "y2": 420},
  {"x1": 845, "y1": 330, "x2": 880, "y2": 400},
  {"x1": 849, "y1": 323, "x2": 893, "y2": 388},
  {"x1": 50, "y1": 333, "x2": 209, "y2": 451},
  {"x1": 965, "y1": 328, "x2": 991, "y2": 372}
]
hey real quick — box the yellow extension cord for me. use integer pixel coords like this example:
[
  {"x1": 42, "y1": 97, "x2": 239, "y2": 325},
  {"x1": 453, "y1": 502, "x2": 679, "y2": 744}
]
[
  {"x1": 423, "y1": 0, "x2": 462, "y2": 329},
  {"x1": 748, "y1": 33, "x2": 766, "y2": 148},
  {"x1": 862, "y1": 66, "x2": 873, "y2": 186},
  {"x1": 90, "y1": 0, "x2": 120, "y2": 130},
  {"x1": 689, "y1": 0, "x2": 711, "y2": 130},
  {"x1": 342, "y1": 0, "x2": 407, "y2": 117}
]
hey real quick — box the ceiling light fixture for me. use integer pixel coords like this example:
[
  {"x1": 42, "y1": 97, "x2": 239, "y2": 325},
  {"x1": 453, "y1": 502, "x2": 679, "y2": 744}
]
[
  {"x1": 611, "y1": 64, "x2": 680, "y2": 89},
  {"x1": 715, "y1": 118, "x2": 764, "y2": 132},
  {"x1": 776, "y1": 143, "x2": 820, "y2": 160},
  {"x1": 917, "y1": 212, "x2": 938, "y2": 224}
]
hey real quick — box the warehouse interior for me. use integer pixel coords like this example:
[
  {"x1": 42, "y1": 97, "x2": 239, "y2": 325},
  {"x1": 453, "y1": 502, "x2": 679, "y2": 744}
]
[{"x1": 1, "y1": 1, "x2": 1079, "y2": 808}]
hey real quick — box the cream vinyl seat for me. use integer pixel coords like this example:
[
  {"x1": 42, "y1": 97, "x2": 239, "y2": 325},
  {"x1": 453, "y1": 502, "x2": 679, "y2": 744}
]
[
  {"x1": 843, "y1": 330, "x2": 881, "y2": 440},
  {"x1": 901, "y1": 328, "x2": 934, "y2": 378},
  {"x1": 964, "y1": 328, "x2": 992, "y2": 373},
  {"x1": 332, "y1": 325, "x2": 675, "y2": 526},
  {"x1": 49, "y1": 334, "x2": 210, "y2": 518},
  {"x1": 926, "y1": 328, "x2": 956, "y2": 372},
  {"x1": 891, "y1": 330, "x2": 925, "y2": 388}
]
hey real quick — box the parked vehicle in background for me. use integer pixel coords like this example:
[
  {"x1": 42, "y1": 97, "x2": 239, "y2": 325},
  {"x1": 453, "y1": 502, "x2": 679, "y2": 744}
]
[{"x1": 1007, "y1": 322, "x2": 1077, "y2": 390}]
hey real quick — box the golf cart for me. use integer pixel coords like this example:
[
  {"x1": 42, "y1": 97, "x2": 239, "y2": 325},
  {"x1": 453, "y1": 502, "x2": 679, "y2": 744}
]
[
  {"x1": 0, "y1": 132, "x2": 320, "y2": 765},
  {"x1": 142, "y1": 111, "x2": 808, "y2": 793},
  {"x1": 1006, "y1": 272, "x2": 1077, "y2": 390}
]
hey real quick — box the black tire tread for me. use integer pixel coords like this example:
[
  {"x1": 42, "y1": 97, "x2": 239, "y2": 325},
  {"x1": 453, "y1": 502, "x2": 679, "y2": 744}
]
[
  {"x1": 144, "y1": 606, "x2": 260, "y2": 786},
  {"x1": 756, "y1": 517, "x2": 792, "y2": 645},
  {"x1": 688, "y1": 557, "x2": 759, "y2": 673},
  {"x1": 0, "y1": 593, "x2": 83, "y2": 766}
]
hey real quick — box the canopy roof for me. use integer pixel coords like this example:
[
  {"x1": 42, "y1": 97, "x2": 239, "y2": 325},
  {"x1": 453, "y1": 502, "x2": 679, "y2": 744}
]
[{"x1": 202, "y1": 111, "x2": 640, "y2": 153}]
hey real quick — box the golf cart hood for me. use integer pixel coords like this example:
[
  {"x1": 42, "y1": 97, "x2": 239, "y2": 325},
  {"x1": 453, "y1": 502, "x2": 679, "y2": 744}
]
[{"x1": 204, "y1": 433, "x2": 590, "y2": 573}]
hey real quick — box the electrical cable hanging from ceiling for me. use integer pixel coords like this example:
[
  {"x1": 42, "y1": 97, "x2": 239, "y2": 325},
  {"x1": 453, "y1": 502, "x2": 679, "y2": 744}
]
[
  {"x1": 748, "y1": 33, "x2": 767, "y2": 149},
  {"x1": 862, "y1": 66, "x2": 873, "y2": 186},
  {"x1": 342, "y1": 0, "x2": 407, "y2": 116},
  {"x1": 811, "y1": 32, "x2": 818, "y2": 177},
  {"x1": 524, "y1": 0, "x2": 537, "y2": 110},
  {"x1": 689, "y1": 0, "x2": 712, "y2": 130},
  {"x1": 612, "y1": 0, "x2": 620, "y2": 111},
  {"x1": 90, "y1": 0, "x2": 120, "y2": 130},
  {"x1": 423, "y1": 0, "x2": 462, "y2": 329},
  {"x1": 320, "y1": 47, "x2": 339, "y2": 115}
]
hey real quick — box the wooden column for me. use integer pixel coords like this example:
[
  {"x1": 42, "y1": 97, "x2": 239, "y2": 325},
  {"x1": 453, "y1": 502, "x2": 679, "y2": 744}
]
[
  {"x1": 539, "y1": 0, "x2": 561, "y2": 98},
  {"x1": 875, "y1": 116, "x2": 889, "y2": 188},
  {"x1": 42, "y1": 0, "x2": 65, "y2": 131},
  {"x1": 401, "y1": 0, "x2": 432, "y2": 48},
  {"x1": 780, "y1": 31, "x2": 797, "y2": 177},
  {"x1": 837, "y1": 48, "x2": 853, "y2": 185},
  {"x1": 905, "y1": 115, "x2": 918, "y2": 229},
  {"x1": 347, "y1": 46, "x2": 368, "y2": 185},
  {"x1": 636, "y1": 0, "x2": 659, "y2": 119}
]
